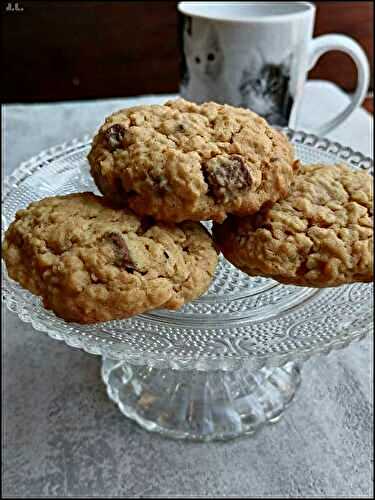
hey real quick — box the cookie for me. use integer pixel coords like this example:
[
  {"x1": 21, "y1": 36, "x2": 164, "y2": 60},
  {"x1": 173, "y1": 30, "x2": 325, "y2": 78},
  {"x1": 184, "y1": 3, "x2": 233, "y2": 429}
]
[
  {"x1": 2, "y1": 193, "x2": 219, "y2": 324},
  {"x1": 87, "y1": 98, "x2": 298, "y2": 223},
  {"x1": 213, "y1": 164, "x2": 373, "y2": 287}
]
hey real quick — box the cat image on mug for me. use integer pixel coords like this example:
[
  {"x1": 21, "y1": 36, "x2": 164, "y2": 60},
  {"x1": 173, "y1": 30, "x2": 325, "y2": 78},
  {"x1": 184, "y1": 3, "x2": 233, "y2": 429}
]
[
  {"x1": 238, "y1": 50, "x2": 294, "y2": 126},
  {"x1": 180, "y1": 17, "x2": 227, "y2": 104},
  {"x1": 178, "y1": 1, "x2": 369, "y2": 134},
  {"x1": 180, "y1": 15, "x2": 294, "y2": 125}
]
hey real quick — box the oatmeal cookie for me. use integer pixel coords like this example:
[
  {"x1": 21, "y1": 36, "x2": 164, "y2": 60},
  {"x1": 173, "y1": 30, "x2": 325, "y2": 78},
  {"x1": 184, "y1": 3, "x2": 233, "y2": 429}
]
[
  {"x1": 213, "y1": 164, "x2": 373, "y2": 287},
  {"x1": 87, "y1": 98, "x2": 298, "y2": 222},
  {"x1": 2, "y1": 193, "x2": 219, "y2": 323}
]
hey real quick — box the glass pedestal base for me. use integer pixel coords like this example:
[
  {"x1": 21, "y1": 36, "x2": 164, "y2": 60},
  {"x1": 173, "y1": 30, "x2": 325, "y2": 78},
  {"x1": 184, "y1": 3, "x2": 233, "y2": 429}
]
[
  {"x1": 2, "y1": 132, "x2": 372, "y2": 442},
  {"x1": 102, "y1": 359, "x2": 302, "y2": 441}
]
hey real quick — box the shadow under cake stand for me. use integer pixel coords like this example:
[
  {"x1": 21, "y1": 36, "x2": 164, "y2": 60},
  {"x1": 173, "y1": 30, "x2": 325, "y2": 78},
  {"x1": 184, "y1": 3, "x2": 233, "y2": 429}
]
[{"x1": 2, "y1": 130, "x2": 373, "y2": 441}]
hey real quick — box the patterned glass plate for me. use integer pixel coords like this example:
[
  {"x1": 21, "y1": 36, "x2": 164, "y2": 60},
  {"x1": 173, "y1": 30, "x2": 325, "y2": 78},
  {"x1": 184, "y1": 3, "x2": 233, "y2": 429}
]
[{"x1": 2, "y1": 130, "x2": 373, "y2": 371}]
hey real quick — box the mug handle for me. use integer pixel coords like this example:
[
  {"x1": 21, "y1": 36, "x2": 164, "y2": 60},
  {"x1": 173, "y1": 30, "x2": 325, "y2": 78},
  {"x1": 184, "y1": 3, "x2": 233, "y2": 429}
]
[{"x1": 306, "y1": 34, "x2": 370, "y2": 136}]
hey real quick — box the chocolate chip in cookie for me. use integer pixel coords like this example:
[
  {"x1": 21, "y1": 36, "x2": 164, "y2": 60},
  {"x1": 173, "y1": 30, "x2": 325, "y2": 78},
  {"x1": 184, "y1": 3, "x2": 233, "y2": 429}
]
[
  {"x1": 203, "y1": 155, "x2": 255, "y2": 202},
  {"x1": 104, "y1": 231, "x2": 136, "y2": 272},
  {"x1": 105, "y1": 124, "x2": 127, "y2": 150}
]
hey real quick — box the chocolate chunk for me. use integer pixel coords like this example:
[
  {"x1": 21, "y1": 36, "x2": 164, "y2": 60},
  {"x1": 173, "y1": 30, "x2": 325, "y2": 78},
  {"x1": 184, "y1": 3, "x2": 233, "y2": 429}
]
[
  {"x1": 104, "y1": 231, "x2": 136, "y2": 270},
  {"x1": 203, "y1": 155, "x2": 253, "y2": 202},
  {"x1": 105, "y1": 124, "x2": 126, "y2": 150}
]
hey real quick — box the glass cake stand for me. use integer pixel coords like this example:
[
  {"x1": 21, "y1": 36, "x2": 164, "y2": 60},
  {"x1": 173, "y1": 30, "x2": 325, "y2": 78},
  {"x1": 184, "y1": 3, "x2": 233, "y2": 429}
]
[{"x1": 2, "y1": 130, "x2": 373, "y2": 441}]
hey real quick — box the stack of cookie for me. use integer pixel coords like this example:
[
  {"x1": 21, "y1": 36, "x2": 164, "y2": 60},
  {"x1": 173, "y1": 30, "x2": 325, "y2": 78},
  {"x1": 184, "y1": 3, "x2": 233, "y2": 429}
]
[{"x1": 3, "y1": 99, "x2": 373, "y2": 324}]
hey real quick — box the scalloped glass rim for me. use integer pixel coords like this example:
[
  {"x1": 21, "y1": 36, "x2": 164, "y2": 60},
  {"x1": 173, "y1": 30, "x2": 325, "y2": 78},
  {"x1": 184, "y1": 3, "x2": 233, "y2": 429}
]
[{"x1": 2, "y1": 129, "x2": 373, "y2": 371}]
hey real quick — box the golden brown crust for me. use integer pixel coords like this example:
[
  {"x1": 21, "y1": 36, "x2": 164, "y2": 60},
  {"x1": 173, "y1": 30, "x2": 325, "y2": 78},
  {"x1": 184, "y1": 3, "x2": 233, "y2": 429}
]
[
  {"x1": 2, "y1": 193, "x2": 219, "y2": 323},
  {"x1": 213, "y1": 164, "x2": 373, "y2": 287},
  {"x1": 87, "y1": 98, "x2": 297, "y2": 222}
]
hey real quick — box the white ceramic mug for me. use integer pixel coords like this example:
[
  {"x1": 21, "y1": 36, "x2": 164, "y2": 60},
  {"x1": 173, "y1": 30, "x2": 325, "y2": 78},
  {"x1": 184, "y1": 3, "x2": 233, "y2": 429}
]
[{"x1": 178, "y1": 1, "x2": 370, "y2": 135}]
